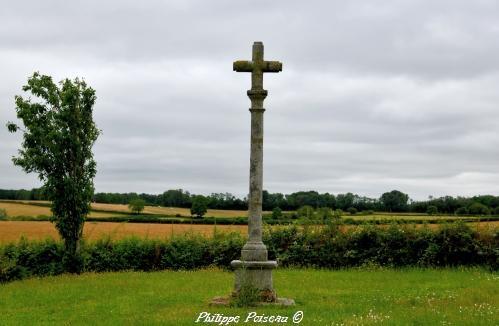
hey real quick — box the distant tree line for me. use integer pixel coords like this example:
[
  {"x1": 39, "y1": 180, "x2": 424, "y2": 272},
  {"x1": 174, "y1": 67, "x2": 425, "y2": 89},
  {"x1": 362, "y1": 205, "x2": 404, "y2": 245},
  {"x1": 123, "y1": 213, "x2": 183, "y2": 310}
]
[
  {"x1": 0, "y1": 188, "x2": 46, "y2": 201},
  {"x1": 1, "y1": 188, "x2": 499, "y2": 215}
]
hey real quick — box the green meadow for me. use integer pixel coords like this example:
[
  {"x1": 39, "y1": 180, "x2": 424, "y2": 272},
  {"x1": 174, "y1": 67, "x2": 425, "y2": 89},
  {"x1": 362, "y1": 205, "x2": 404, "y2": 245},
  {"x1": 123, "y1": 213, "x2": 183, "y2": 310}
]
[{"x1": 1, "y1": 268, "x2": 497, "y2": 325}]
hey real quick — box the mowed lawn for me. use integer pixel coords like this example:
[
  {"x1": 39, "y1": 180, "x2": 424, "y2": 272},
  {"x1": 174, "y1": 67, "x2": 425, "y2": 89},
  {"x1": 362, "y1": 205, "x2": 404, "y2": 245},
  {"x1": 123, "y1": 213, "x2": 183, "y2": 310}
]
[
  {"x1": 0, "y1": 268, "x2": 497, "y2": 325},
  {"x1": 0, "y1": 221, "x2": 246, "y2": 243}
]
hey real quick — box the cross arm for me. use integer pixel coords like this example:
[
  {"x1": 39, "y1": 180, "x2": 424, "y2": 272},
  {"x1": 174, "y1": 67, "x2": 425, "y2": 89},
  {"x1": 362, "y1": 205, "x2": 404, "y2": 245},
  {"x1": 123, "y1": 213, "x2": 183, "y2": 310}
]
[
  {"x1": 233, "y1": 60, "x2": 253, "y2": 72},
  {"x1": 262, "y1": 61, "x2": 282, "y2": 73}
]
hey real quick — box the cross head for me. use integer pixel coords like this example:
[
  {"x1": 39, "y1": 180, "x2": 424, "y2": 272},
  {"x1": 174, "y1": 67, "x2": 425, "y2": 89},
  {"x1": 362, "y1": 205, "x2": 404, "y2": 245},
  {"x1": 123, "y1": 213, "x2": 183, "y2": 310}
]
[{"x1": 233, "y1": 42, "x2": 282, "y2": 93}]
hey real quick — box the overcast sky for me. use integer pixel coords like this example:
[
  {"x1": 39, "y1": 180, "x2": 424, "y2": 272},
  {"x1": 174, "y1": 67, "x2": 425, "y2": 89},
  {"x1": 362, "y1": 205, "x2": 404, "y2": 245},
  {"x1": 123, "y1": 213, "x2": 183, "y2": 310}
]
[{"x1": 1, "y1": 0, "x2": 499, "y2": 200}]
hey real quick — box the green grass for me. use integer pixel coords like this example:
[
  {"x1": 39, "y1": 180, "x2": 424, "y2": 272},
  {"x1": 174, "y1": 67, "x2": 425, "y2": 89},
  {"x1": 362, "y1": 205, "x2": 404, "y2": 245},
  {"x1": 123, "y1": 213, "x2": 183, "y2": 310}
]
[{"x1": 1, "y1": 268, "x2": 497, "y2": 325}]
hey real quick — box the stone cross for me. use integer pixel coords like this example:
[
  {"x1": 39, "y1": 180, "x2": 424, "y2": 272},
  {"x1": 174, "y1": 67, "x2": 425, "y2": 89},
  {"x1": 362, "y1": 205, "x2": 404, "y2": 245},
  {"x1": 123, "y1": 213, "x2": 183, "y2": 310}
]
[{"x1": 231, "y1": 41, "x2": 282, "y2": 301}]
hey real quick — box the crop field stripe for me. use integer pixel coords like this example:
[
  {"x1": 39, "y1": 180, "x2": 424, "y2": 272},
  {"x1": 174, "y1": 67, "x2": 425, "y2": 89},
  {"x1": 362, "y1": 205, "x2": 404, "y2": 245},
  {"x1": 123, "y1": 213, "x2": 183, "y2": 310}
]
[{"x1": 0, "y1": 221, "x2": 247, "y2": 244}]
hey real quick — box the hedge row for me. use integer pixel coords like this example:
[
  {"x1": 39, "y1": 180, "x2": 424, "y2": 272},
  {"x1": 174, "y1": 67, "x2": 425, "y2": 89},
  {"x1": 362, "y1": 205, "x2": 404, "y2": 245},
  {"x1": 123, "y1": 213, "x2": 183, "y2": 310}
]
[
  {"x1": 9, "y1": 214, "x2": 499, "y2": 226},
  {"x1": 1, "y1": 222, "x2": 497, "y2": 283}
]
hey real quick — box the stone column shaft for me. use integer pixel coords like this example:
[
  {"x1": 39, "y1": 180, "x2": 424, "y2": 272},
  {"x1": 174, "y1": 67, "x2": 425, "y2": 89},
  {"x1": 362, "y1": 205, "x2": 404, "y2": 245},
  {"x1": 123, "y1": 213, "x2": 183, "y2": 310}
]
[
  {"x1": 248, "y1": 108, "x2": 263, "y2": 243},
  {"x1": 241, "y1": 89, "x2": 268, "y2": 261},
  {"x1": 231, "y1": 42, "x2": 282, "y2": 297}
]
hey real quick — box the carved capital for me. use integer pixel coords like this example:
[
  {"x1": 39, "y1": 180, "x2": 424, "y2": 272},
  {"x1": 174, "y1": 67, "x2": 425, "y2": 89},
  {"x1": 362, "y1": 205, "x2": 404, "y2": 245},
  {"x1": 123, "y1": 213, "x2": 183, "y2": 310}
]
[{"x1": 247, "y1": 89, "x2": 268, "y2": 101}]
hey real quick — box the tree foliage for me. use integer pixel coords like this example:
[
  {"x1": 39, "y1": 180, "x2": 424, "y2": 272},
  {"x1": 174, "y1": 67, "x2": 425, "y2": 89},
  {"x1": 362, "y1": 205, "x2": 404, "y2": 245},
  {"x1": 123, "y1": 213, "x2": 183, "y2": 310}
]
[
  {"x1": 128, "y1": 198, "x2": 146, "y2": 214},
  {"x1": 7, "y1": 72, "x2": 99, "y2": 272},
  {"x1": 271, "y1": 207, "x2": 283, "y2": 220},
  {"x1": 190, "y1": 195, "x2": 208, "y2": 218},
  {"x1": 468, "y1": 202, "x2": 490, "y2": 215},
  {"x1": 5, "y1": 187, "x2": 499, "y2": 216},
  {"x1": 426, "y1": 205, "x2": 438, "y2": 215},
  {"x1": 380, "y1": 190, "x2": 409, "y2": 212}
]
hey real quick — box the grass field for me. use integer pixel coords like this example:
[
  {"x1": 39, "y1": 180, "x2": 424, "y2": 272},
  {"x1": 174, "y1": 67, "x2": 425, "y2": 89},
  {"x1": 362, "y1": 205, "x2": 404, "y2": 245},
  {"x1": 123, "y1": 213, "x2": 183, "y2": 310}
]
[
  {"x1": 0, "y1": 221, "x2": 247, "y2": 244},
  {"x1": 0, "y1": 268, "x2": 497, "y2": 325}
]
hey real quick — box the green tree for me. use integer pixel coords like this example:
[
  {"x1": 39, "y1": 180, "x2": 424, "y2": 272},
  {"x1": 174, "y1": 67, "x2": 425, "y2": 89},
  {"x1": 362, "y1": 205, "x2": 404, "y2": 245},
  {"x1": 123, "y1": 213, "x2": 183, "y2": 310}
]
[
  {"x1": 271, "y1": 207, "x2": 283, "y2": 220},
  {"x1": 162, "y1": 189, "x2": 191, "y2": 208},
  {"x1": 380, "y1": 190, "x2": 409, "y2": 212},
  {"x1": 468, "y1": 202, "x2": 490, "y2": 215},
  {"x1": 191, "y1": 195, "x2": 208, "y2": 218},
  {"x1": 426, "y1": 205, "x2": 438, "y2": 215},
  {"x1": 7, "y1": 72, "x2": 99, "y2": 272},
  {"x1": 128, "y1": 198, "x2": 146, "y2": 214},
  {"x1": 335, "y1": 193, "x2": 355, "y2": 210}
]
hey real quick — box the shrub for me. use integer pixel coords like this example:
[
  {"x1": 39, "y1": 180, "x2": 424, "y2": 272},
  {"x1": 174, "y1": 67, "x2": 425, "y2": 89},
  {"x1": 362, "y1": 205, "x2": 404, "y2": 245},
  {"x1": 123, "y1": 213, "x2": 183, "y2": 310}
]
[
  {"x1": 161, "y1": 236, "x2": 210, "y2": 269},
  {"x1": 271, "y1": 207, "x2": 282, "y2": 220},
  {"x1": 347, "y1": 207, "x2": 358, "y2": 215},
  {"x1": 315, "y1": 207, "x2": 333, "y2": 222},
  {"x1": 0, "y1": 223, "x2": 497, "y2": 283},
  {"x1": 0, "y1": 208, "x2": 7, "y2": 220},
  {"x1": 455, "y1": 207, "x2": 469, "y2": 215},
  {"x1": 333, "y1": 209, "x2": 343, "y2": 219},
  {"x1": 1, "y1": 238, "x2": 64, "y2": 282},
  {"x1": 297, "y1": 205, "x2": 314, "y2": 219},
  {"x1": 210, "y1": 233, "x2": 244, "y2": 267},
  {"x1": 426, "y1": 205, "x2": 438, "y2": 215}
]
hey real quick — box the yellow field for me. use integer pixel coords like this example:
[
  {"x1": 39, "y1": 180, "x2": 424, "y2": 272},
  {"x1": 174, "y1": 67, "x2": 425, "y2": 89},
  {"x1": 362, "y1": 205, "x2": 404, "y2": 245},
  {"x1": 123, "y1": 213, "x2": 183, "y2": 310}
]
[
  {"x1": 90, "y1": 202, "x2": 250, "y2": 217},
  {"x1": 1, "y1": 220, "x2": 497, "y2": 244},
  {"x1": 0, "y1": 200, "x2": 251, "y2": 218},
  {"x1": 0, "y1": 221, "x2": 247, "y2": 243},
  {"x1": 0, "y1": 202, "x2": 124, "y2": 218}
]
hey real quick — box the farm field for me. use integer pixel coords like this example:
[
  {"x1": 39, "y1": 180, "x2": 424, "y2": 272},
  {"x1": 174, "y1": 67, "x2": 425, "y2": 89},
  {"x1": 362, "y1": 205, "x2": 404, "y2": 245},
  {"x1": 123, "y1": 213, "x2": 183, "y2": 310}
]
[
  {"x1": 1, "y1": 220, "x2": 497, "y2": 244},
  {"x1": 0, "y1": 268, "x2": 497, "y2": 325},
  {"x1": 0, "y1": 201, "x2": 125, "y2": 218},
  {"x1": 0, "y1": 200, "x2": 252, "y2": 218},
  {"x1": 0, "y1": 221, "x2": 247, "y2": 244},
  {"x1": 2, "y1": 200, "x2": 497, "y2": 222},
  {"x1": 91, "y1": 202, "x2": 252, "y2": 217}
]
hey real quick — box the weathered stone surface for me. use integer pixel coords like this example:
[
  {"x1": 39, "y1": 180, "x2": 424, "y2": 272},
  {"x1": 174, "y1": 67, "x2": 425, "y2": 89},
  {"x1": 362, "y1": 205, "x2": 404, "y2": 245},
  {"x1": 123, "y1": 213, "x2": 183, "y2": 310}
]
[
  {"x1": 232, "y1": 41, "x2": 282, "y2": 263},
  {"x1": 233, "y1": 265, "x2": 275, "y2": 294},
  {"x1": 230, "y1": 260, "x2": 278, "y2": 269},
  {"x1": 227, "y1": 41, "x2": 290, "y2": 305}
]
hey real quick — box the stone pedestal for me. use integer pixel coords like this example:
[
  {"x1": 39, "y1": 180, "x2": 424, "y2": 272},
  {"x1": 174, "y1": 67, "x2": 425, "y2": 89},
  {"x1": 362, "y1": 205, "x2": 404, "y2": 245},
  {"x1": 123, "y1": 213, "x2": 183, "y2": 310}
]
[{"x1": 231, "y1": 260, "x2": 278, "y2": 301}]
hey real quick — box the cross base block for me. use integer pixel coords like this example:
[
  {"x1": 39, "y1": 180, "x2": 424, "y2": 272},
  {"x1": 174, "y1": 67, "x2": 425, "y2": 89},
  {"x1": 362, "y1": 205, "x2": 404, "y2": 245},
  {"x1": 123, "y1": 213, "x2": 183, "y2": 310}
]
[{"x1": 231, "y1": 260, "x2": 278, "y2": 301}]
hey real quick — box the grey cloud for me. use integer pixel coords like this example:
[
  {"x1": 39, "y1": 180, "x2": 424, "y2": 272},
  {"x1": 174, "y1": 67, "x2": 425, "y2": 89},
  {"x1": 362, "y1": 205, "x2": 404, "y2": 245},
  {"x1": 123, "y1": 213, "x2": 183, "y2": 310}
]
[{"x1": 2, "y1": 0, "x2": 499, "y2": 200}]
